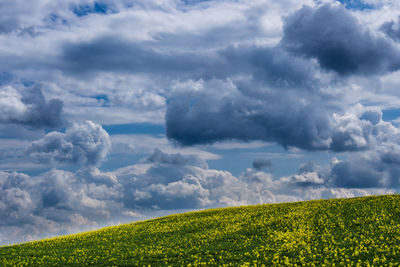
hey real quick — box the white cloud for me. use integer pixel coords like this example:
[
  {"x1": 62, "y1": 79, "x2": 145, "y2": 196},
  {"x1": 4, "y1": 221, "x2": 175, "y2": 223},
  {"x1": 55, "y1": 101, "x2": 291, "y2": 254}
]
[
  {"x1": 28, "y1": 121, "x2": 111, "y2": 166},
  {"x1": 110, "y1": 134, "x2": 220, "y2": 160},
  {"x1": 0, "y1": 149, "x2": 393, "y2": 244}
]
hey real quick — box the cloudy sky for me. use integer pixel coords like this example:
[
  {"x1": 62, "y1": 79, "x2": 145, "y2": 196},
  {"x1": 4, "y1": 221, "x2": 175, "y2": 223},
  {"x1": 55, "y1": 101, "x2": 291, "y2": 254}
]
[{"x1": 2, "y1": 0, "x2": 400, "y2": 244}]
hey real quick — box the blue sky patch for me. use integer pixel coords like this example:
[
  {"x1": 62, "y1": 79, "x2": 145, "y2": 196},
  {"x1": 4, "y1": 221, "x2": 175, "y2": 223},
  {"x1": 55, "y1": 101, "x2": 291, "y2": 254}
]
[
  {"x1": 103, "y1": 123, "x2": 165, "y2": 135},
  {"x1": 93, "y1": 94, "x2": 110, "y2": 106},
  {"x1": 181, "y1": 0, "x2": 211, "y2": 5},
  {"x1": 21, "y1": 79, "x2": 35, "y2": 87},
  {"x1": 0, "y1": 72, "x2": 12, "y2": 86},
  {"x1": 101, "y1": 153, "x2": 147, "y2": 172},
  {"x1": 72, "y1": 2, "x2": 109, "y2": 17},
  {"x1": 382, "y1": 109, "x2": 400, "y2": 121},
  {"x1": 338, "y1": 0, "x2": 374, "y2": 10}
]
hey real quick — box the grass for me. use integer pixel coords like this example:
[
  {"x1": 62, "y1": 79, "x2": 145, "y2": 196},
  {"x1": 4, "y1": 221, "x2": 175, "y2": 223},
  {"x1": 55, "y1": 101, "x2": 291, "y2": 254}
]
[{"x1": 1, "y1": 194, "x2": 400, "y2": 266}]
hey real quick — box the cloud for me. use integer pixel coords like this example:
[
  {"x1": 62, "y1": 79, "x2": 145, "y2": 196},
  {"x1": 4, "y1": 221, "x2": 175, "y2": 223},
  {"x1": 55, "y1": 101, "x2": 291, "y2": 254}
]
[
  {"x1": 112, "y1": 149, "x2": 396, "y2": 212},
  {"x1": 380, "y1": 16, "x2": 400, "y2": 42},
  {"x1": 236, "y1": 162, "x2": 392, "y2": 205},
  {"x1": 59, "y1": 34, "x2": 321, "y2": 88},
  {"x1": 0, "y1": 167, "x2": 124, "y2": 244},
  {"x1": 117, "y1": 149, "x2": 242, "y2": 210},
  {"x1": 252, "y1": 158, "x2": 273, "y2": 171},
  {"x1": 329, "y1": 158, "x2": 384, "y2": 188},
  {"x1": 0, "y1": 149, "x2": 395, "y2": 244},
  {"x1": 327, "y1": 141, "x2": 400, "y2": 189},
  {"x1": 0, "y1": 1, "x2": 24, "y2": 34},
  {"x1": 28, "y1": 121, "x2": 111, "y2": 166},
  {"x1": 145, "y1": 148, "x2": 207, "y2": 168},
  {"x1": 0, "y1": 150, "x2": 234, "y2": 243},
  {"x1": 166, "y1": 79, "x2": 385, "y2": 152},
  {"x1": 0, "y1": 85, "x2": 64, "y2": 129},
  {"x1": 59, "y1": 36, "x2": 217, "y2": 78},
  {"x1": 281, "y1": 4, "x2": 399, "y2": 75},
  {"x1": 220, "y1": 45, "x2": 320, "y2": 90},
  {"x1": 0, "y1": 171, "x2": 34, "y2": 225},
  {"x1": 269, "y1": 120, "x2": 400, "y2": 190}
]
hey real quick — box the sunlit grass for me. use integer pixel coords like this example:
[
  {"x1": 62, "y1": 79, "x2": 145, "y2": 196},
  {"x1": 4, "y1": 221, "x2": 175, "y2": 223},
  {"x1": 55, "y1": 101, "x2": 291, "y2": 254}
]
[{"x1": 1, "y1": 194, "x2": 400, "y2": 266}]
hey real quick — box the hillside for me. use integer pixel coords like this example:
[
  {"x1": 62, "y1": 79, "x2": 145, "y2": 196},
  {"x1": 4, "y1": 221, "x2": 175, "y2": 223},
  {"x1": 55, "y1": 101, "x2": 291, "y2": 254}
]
[{"x1": 1, "y1": 194, "x2": 400, "y2": 266}]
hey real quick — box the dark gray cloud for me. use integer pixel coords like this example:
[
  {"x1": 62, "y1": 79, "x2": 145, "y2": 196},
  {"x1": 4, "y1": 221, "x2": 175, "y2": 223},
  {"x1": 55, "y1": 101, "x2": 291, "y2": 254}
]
[
  {"x1": 278, "y1": 150, "x2": 400, "y2": 190},
  {"x1": 145, "y1": 148, "x2": 206, "y2": 168},
  {"x1": 281, "y1": 4, "x2": 399, "y2": 75},
  {"x1": 252, "y1": 158, "x2": 273, "y2": 171},
  {"x1": 0, "y1": 85, "x2": 64, "y2": 129},
  {"x1": 272, "y1": 120, "x2": 400, "y2": 189},
  {"x1": 28, "y1": 121, "x2": 111, "y2": 166},
  {"x1": 0, "y1": 17, "x2": 19, "y2": 34},
  {"x1": 327, "y1": 144, "x2": 400, "y2": 189},
  {"x1": 0, "y1": 1, "x2": 21, "y2": 34},
  {"x1": 380, "y1": 16, "x2": 400, "y2": 42},
  {"x1": 166, "y1": 79, "x2": 380, "y2": 152},
  {"x1": 220, "y1": 45, "x2": 319, "y2": 90},
  {"x1": 329, "y1": 159, "x2": 384, "y2": 188},
  {"x1": 60, "y1": 36, "x2": 219, "y2": 79},
  {"x1": 20, "y1": 85, "x2": 64, "y2": 128},
  {"x1": 153, "y1": 5, "x2": 400, "y2": 153},
  {"x1": 59, "y1": 34, "x2": 322, "y2": 90}
]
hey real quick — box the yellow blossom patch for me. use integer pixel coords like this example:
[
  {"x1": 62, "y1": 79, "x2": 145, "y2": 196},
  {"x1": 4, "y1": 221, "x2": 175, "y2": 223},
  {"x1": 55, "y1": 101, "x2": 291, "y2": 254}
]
[{"x1": 1, "y1": 194, "x2": 400, "y2": 266}]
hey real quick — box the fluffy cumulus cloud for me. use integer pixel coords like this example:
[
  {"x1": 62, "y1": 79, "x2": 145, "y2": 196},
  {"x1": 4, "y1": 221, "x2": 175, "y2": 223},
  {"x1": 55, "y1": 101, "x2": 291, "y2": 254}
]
[
  {"x1": 0, "y1": 167, "x2": 123, "y2": 244},
  {"x1": 0, "y1": 150, "x2": 392, "y2": 244},
  {"x1": 0, "y1": 150, "x2": 241, "y2": 243},
  {"x1": 28, "y1": 121, "x2": 111, "y2": 166}
]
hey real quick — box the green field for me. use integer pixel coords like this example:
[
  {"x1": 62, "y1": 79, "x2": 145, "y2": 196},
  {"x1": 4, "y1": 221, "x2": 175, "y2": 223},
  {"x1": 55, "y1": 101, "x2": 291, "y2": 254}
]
[{"x1": 1, "y1": 194, "x2": 400, "y2": 266}]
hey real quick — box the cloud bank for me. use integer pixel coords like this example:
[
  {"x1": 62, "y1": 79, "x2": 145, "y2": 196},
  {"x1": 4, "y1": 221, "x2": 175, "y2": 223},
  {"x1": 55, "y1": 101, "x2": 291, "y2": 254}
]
[{"x1": 0, "y1": 149, "x2": 392, "y2": 244}]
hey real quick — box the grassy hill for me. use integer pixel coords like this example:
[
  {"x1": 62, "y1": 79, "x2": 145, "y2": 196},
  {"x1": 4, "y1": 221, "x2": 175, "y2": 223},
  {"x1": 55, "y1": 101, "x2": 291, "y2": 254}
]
[{"x1": 1, "y1": 194, "x2": 400, "y2": 266}]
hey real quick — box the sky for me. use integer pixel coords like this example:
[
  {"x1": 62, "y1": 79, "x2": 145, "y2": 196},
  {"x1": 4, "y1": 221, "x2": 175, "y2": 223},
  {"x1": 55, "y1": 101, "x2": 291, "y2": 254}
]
[{"x1": 1, "y1": 0, "x2": 400, "y2": 244}]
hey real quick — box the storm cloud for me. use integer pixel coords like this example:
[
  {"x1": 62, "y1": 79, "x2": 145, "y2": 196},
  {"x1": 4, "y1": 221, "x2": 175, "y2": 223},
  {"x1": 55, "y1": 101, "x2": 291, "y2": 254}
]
[
  {"x1": 166, "y1": 79, "x2": 382, "y2": 152},
  {"x1": 281, "y1": 4, "x2": 400, "y2": 75},
  {"x1": 165, "y1": 4, "x2": 400, "y2": 154}
]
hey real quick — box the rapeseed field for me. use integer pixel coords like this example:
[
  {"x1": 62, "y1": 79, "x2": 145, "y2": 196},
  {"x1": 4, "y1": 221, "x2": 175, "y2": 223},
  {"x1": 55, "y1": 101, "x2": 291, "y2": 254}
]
[{"x1": 1, "y1": 194, "x2": 400, "y2": 266}]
